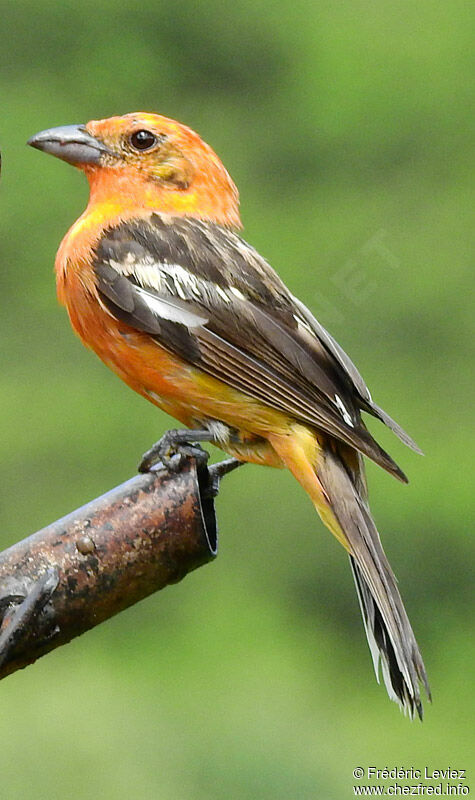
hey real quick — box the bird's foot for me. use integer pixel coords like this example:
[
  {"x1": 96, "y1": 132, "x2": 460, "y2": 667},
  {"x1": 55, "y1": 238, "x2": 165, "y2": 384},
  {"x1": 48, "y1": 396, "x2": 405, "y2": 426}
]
[
  {"x1": 205, "y1": 458, "x2": 244, "y2": 498},
  {"x1": 138, "y1": 428, "x2": 217, "y2": 473}
]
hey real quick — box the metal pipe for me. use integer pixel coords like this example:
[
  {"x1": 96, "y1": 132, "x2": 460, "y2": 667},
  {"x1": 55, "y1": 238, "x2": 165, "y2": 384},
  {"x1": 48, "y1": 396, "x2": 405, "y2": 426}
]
[{"x1": 0, "y1": 458, "x2": 220, "y2": 680}]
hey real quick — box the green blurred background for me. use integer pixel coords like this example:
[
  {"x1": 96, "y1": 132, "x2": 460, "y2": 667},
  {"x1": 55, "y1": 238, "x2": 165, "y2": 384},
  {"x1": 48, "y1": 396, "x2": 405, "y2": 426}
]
[{"x1": 0, "y1": 1, "x2": 473, "y2": 797}]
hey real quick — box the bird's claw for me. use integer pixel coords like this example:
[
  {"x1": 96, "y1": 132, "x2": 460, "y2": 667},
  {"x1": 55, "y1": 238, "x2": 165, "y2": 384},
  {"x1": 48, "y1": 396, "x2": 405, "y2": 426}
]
[
  {"x1": 204, "y1": 458, "x2": 243, "y2": 498},
  {"x1": 138, "y1": 429, "x2": 210, "y2": 473}
]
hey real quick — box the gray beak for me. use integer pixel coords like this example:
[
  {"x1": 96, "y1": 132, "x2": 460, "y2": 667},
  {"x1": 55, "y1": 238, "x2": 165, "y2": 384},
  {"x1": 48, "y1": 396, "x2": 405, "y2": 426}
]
[{"x1": 27, "y1": 124, "x2": 114, "y2": 166}]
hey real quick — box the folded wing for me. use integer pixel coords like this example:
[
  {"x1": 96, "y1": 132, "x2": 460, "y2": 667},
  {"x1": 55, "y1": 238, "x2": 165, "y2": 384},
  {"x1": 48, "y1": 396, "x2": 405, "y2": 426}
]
[{"x1": 93, "y1": 213, "x2": 419, "y2": 479}]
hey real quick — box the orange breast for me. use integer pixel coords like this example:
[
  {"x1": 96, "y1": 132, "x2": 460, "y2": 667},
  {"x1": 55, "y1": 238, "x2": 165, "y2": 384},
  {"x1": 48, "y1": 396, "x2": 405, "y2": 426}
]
[
  {"x1": 55, "y1": 205, "x2": 293, "y2": 456},
  {"x1": 58, "y1": 262, "x2": 292, "y2": 438}
]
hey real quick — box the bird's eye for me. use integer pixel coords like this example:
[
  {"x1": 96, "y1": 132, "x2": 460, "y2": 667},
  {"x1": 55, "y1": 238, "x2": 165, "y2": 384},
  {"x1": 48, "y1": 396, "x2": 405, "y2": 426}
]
[{"x1": 129, "y1": 130, "x2": 158, "y2": 151}]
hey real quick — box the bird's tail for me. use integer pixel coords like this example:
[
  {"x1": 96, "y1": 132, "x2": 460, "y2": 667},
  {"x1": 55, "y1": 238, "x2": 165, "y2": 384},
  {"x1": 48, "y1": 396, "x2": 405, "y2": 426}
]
[{"x1": 267, "y1": 427, "x2": 431, "y2": 719}]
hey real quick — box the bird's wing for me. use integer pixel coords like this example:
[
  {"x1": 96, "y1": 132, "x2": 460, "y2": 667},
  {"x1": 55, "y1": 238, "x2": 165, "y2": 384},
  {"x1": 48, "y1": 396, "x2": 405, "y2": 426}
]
[
  {"x1": 92, "y1": 213, "x2": 415, "y2": 479},
  {"x1": 290, "y1": 296, "x2": 422, "y2": 453}
]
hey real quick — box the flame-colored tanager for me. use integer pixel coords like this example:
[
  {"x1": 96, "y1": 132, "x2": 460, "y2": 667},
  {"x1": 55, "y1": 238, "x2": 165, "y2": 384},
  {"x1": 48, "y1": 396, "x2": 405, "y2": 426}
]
[{"x1": 28, "y1": 112, "x2": 429, "y2": 718}]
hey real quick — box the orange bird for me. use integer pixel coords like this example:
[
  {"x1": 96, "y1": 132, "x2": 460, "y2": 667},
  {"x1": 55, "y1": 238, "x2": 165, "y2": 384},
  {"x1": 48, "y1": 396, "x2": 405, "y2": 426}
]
[{"x1": 28, "y1": 112, "x2": 430, "y2": 717}]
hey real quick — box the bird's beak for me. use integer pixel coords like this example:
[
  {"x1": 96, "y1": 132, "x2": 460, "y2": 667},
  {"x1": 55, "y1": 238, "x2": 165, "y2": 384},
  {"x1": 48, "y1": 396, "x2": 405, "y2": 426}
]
[{"x1": 27, "y1": 124, "x2": 114, "y2": 166}]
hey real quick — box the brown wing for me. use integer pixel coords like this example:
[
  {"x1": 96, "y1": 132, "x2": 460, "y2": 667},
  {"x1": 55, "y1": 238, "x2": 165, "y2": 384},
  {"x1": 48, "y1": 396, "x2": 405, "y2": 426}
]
[{"x1": 93, "y1": 213, "x2": 416, "y2": 480}]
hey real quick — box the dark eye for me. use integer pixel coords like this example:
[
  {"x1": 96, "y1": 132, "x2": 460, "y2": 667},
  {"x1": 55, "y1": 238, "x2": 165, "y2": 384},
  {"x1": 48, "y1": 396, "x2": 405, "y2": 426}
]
[{"x1": 129, "y1": 130, "x2": 158, "y2": 151}]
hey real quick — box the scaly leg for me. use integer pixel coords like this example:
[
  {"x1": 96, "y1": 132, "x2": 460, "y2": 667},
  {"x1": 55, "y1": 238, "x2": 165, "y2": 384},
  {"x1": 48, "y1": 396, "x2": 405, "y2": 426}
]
[{"x1": 139, "y1": 428, "x2": 222, "y2": 473}]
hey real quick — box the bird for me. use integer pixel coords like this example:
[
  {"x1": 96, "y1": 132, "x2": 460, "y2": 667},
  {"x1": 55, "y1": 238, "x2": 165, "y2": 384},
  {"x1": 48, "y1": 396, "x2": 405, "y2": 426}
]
[{"x1": 28, "y1": 112, "x2": 430, "y2": 718}]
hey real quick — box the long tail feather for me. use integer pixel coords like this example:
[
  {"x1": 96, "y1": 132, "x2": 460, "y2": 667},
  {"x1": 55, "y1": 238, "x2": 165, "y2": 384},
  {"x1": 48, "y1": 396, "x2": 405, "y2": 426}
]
[
  {"x1": 267, "y1": 428, "x2": 430, "y2": 717},
  {"x1": 317, "y1": 443, "x2": 430, "y2": 718}
]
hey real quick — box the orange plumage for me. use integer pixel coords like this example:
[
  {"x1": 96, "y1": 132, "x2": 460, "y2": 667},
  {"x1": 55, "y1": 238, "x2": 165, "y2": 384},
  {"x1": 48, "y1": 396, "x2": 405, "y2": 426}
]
[{"x1": 28, "y1": 112, "x2": 430, "y2": 717}]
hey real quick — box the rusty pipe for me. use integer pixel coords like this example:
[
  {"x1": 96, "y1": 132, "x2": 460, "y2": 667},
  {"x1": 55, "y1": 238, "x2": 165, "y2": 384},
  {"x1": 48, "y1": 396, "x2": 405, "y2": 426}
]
[{"x1": 0, "y1": 458, "x2": 222, "y2": 680}]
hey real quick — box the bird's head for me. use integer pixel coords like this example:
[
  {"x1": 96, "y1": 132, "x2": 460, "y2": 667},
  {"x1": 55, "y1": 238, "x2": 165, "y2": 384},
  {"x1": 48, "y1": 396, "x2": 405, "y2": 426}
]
[{"x1": 28, "y1": 112, "x2": 241, "y2": 227}]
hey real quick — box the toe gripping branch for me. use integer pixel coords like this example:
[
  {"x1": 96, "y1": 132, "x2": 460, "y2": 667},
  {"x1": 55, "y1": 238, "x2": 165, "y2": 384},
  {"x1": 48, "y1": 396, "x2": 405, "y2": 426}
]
[{"x1": 0, "y1": 448, "x2": 241, "y2": 681}]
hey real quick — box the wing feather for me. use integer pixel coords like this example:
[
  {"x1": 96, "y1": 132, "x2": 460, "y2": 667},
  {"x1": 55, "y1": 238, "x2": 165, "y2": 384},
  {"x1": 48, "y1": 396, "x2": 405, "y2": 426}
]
[{"x1": 93, "y1": 214, "x2": 415, "y2": 480}]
